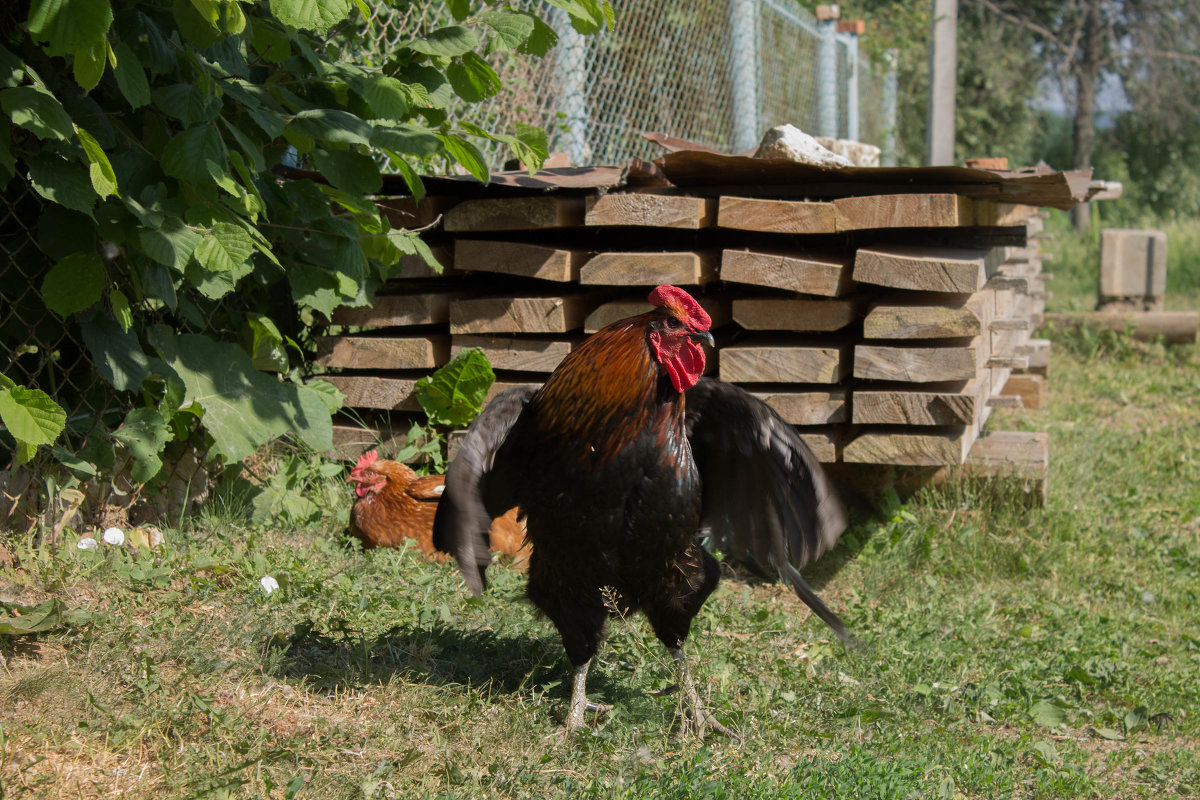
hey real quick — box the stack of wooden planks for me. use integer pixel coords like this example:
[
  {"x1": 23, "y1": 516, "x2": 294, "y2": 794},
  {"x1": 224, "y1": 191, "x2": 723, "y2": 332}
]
[{"x1": 318, "y1": 180, "x2": 1054, "y2": 498}]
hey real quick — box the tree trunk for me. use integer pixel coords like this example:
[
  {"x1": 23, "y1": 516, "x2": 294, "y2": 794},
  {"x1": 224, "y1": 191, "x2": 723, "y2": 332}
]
[{"x1": 1071, "y1": 0, "x2": 1103, "y2": 233}]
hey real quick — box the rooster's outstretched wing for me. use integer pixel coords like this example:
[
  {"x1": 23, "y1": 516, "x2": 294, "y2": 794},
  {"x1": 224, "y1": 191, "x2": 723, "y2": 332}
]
[
  {"x1": 432, "y1": 387, "x2": 534, "y2": 595},
  {"x1": 685, "y1": 377, "x2": 851, "y2": 640}
]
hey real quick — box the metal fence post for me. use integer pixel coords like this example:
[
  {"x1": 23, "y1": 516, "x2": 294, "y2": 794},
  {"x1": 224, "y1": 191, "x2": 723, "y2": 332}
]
[
  {"x1": 816, "y1": 5, "x2": 839, "y2": 139},
  {"x1": 729, "y1": 0, "x2": 760, "y2": 152},
  {"x1": 882, "y1": 48, "x2": 898, "y2": 165},
  {"x1": 552, "y1": 9, "x2": 591, "y2": 166}
]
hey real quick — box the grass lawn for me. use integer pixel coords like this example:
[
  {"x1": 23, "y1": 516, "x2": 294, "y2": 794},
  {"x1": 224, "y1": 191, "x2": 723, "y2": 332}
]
[{"x1": 3, "y1": 224, "x2": 1200, "y2": 797}]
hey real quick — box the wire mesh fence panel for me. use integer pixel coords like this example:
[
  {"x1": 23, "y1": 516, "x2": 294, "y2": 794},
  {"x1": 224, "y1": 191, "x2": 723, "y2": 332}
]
[{"x1": 346, "y1": 0, "x2": 893, "y2": 169}]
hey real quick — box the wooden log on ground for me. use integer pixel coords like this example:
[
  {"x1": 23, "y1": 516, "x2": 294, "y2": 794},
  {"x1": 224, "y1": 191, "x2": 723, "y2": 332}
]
[
  {"x1": 749, "y1": 389, "x2": 848, "y2": 425},
  {"x1": 717, "y1": 196, "x2": 837, "y2": 234},
  {"x1": 721, "y1": 249, "x2": 852, "y2": 296},
  {"x1": 316, "y1": 335, "x2": 449, "y2": 370},
  {"x1": 584, "y1": 194, "x2": 716, "y2": 228},
  {"x1": 1041, "y1": 311, "x2": 1199, "y2": 344},
  {"x1": 584, "y1": 296, "x2": 732, "y2": 333},
  {"x1": 451, "y1": 335, "x2": 577, "y2": 373},
  {"x1": 843, "y1": 426, "x2": 978, "y2": 466},
  {"x1": 580, "y1": 251, "x2": 718, "y2": 286},
  {"x1": 853, "y1": 246, "x2": 994, "y2": 293},
  {"x1": 454, "y1": 239, "x2": 589, "y2": 282},
  {"x1": 444, "y1": 196, "x2": 585, "y2": 231},
  {"x1": 854, "y1": 338, "x2": 985, "y2": 383},
  {"x1": 331, "y1": 291, "x2": 458, "y2": 328},
  {"x1": 719, "y1": 339, "x2": 852, "y2": 384},
  {"x1": 732, "y1": 297, "x2": 861, "y2": 332},
  {"x1": 450, "y1": 294, "x2": 596, "y2": 334}
]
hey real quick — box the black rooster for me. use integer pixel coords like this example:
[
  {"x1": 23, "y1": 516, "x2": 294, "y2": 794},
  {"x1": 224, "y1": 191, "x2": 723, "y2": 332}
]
[{"x1": 434, "y1": 285, "x2": 848, "y2": 735}]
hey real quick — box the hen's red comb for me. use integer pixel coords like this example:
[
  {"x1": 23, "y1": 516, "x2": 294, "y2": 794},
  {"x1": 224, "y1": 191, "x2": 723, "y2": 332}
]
[
  {"x1": 353, "y1": 450, "x2": 379, "y2": 472},
  {"x1": 648, "y1": 285, "x2": 711, "y2": 331}
]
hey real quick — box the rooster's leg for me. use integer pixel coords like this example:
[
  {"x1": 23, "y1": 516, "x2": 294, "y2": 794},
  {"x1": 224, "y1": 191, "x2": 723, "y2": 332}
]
[
  {"x1": 563, "y1": 659, "x2": 613, "y2": 733},
  {"x1": 669, "y1": 647, "x2": 737, "y2": 740}
]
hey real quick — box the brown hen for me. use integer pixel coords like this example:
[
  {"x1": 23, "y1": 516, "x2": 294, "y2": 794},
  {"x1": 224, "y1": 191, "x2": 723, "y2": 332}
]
[{"x1": 347, "y1": 450, "x2": 528, "y2": 565}]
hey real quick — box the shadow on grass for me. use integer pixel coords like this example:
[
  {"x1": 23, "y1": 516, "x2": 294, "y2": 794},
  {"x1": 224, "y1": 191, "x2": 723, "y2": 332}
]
[{"x1": 263, "y1": 617, "x2": 654, "y2": 714}]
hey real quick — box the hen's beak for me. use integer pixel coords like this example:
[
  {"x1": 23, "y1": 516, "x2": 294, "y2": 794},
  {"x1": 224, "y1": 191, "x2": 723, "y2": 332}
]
[{"x1": 689, "y1": 329, "x2": 715, "y2": 347}]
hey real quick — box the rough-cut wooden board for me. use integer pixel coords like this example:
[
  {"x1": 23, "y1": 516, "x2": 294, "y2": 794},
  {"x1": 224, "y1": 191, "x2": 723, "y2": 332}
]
[
  {"x1": 392, "y1": 245, "x2": 459, "y2": 280},
  {"x1": 444, "y1": 196, "x2": 585, "y2": 231},
  {"x1": 451, "y1": 335, "x2": 576, "y2": 373},
  {"x1": 584, "y1": 194, "x2": 715, "y2": 228},
  {"x1": 454, "y1": 239, "x2": 588, "y2": 282},
  {"x1": 798, "y1": 429, "x2": 839, "y2": 464},
  {"x1": 580, "y1": 251, "x2": 717, "y2": 286},
  {"x1": 1016, "y1": 338, "x2": 1050, "y2": 375},
  {"x1": 862, "y1": 293, "x2": 992, "y2": 339},
  {"x1": 378, "y1": 196, "x2": 458, "y2": 230},
  {"x1": 316, "y1": 335, "x2": 449, "y2": 370},
  {"x1": 719, "y1": 340, "x2": 851, "y2": 384},
  {"x1": 853, "y1": 246, "x2": 991, "y2": 293},
  {"x1": 843, "y1": 426, "x2": 977, "y2": 466},
  {"x1": 717, "y1": 196, "x2": 837, "y2": 234},
  {"x1": 583, "y1": 296, "x2": 732, "y2": 333},
  {"x1": 330, "y1": 291, "x2": 458, "y2": 328},
  {"x1": 854, "y1": 338, "x2": 985, "y2": 383},
  {"x1": 750, "y1": 390, "x2": 847, "y2": 425},
  {"x1": 997, "y1": 373, "x2": 1045, "y2": 409},
  {"x1": 721, "y1": 249, "x2": 851, "y2": 296},
  {"x1": 962, "y1": 429, "x2": 1049, "y2": 481},
  {"x1": 450, "y1": 294, "x2": 595, "y2": 334},
  {"x1": 852, "y1": 379, "x2": 986, "y2": 426},
  {"x1": 833, "y1": 194, "x2": 1029, "y2": 230},
  {"x1": 732, "y1": 297, "x2": 860, "y2": 332},
  {"x1": 322, "y1": 375, "x2": 421, "y2": 411}
]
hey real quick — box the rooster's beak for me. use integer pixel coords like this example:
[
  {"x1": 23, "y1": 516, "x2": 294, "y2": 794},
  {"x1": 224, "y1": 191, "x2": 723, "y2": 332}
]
[{"x1": 689, "y1": 330, "x2": 715, "y2": 347}]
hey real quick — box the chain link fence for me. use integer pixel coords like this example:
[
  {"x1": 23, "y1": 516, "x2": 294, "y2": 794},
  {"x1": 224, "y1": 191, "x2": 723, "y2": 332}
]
[{"x1": 350, "y1": 0, "x2": 896, "y2": 168}]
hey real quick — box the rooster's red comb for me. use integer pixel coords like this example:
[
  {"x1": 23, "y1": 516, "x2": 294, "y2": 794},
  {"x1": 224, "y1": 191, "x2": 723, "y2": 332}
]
[
  {"x1": 353, "y1": 450, "x2": 379, "y2": 472},
  {"x1": 648, "y1": 285, "x2": 711, "y2": 332}
]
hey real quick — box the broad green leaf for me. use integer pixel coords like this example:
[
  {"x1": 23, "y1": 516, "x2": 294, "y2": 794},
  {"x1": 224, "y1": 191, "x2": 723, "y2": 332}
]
[
  {"x1": 0, "y1": 46, "x2": 24, "y2": 88},
  {"x1": 361, "y1": 75, "x2": 410, "y2": 121},
  {"x1": 480, "y1": 9, "x2": 536, "y2": 52},
  {"x1": 172, "y1": 0, "x2": 221, "y2": 47},
  {"x1": 111, "y1": 42, "x2": 152, "y2": 108},
  {"x1": 73, "y1": 39, "x2": 107, "y2": 91},
  {"x1": 248, "y1": 16, "x2": 292, "y2": 63},
  {"x1": 153, "y1": 332, "x2": 332, "y2": 462},
  {"x1": 153, "y1": 83, "x2": 221, "y2": 127},
  {"x1": 310, "y1": 147, "x2": 382, "y2": 196},
  {"x1": 1030, "y1": 700, "x2": 1066, "y2": 727},
  {"x1": 162, "y1": 125, "x2": 228, "y2": 186},
  {"x1": 110, "y1": 288, "x2": 133, "y2": 332},
  {"x1": 192, "y1": 221, "x2": 254, "y2": 273},
  {"x1": 42, "y1": 250, "x2": 104, "y2": 316},
  {"x1": 547, "y1": 0, "x2": 612, "y2": 34},
  {"x1": 414, "y1": 347, "x2": 495, "y2": 427},
  {"x1": 140, "y1": 216, "x2": 202, "y2": 272},
  {"x1": 288, "y1": 108, "x2": 373, "y2": 146},
  {"x1": 447, "y1": 52, "x2": 501, "y2": 103},
  {"x1": 0, "y1": 600, "x2": 91, "y2": 636},
  {"x1": 79, "y1": 311, "x2": 151, "y2": 391},
  {"x1": 221, "y1": 118, "x2": 266, "y2": 171},
  {"x1": 27, "y1": 152, "x2": 98, "y2": 217},
  {"x1": 112, "y1": 407, "x2": 171, "y2": 483},
  {"x1": 52, "y1": 447, "x2": 99, "y2": 479},
  {"x1": 76, "y1": 126, "x2": 119, "y2": 198},
  {"x1": 1029, "y1": 740, "x2": 1058, "y2": 767},
  {"x1": 438, "y1": 133, "x2": 489, "y2": 183},
  {"x1": 0, "y1": 85, "x2": 76, "y2": 141},
  {"x1": 247, "y1": 106, "x2": 286, "y2": 138},
  {"x1": 270, "y1": 0, "x2": 352, "y2": 32},
  {"x1": 519, "y1": 12, "x2": 559, "y2": 57},
  {"x1": 381, "y1": 153, "x2": 425, "y2": 201},
  {"x1": 407, "y1": 26, "x2": 478, "y2": 58},
  {"x1": 247, "y1": 313, "x2": 288, "y2": 373},
  {"x1": 221, "y1": 1, "x2": 247, "y2": 34},
  {"x1": 442, "y1": 0, "x2": 470, "y2": 21},
  {"x1": 288, "y1": 263, "x2": 352, "y2": 316},
  {"x1": 0, "y1": 385, "x2": 67, "y2": 449},
  {"x1": 371, "y1": 124, "x2": 441, "y2": 157},
  {"x1": 27, "y1": 0, "x2": 114, "y2": 57},
  {"x1": 1094, "y1": 727, "x2": 1123, "y2": 741},
  {"x1": 304, "y1": 378, "x2": 343, "y2": 414}
]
